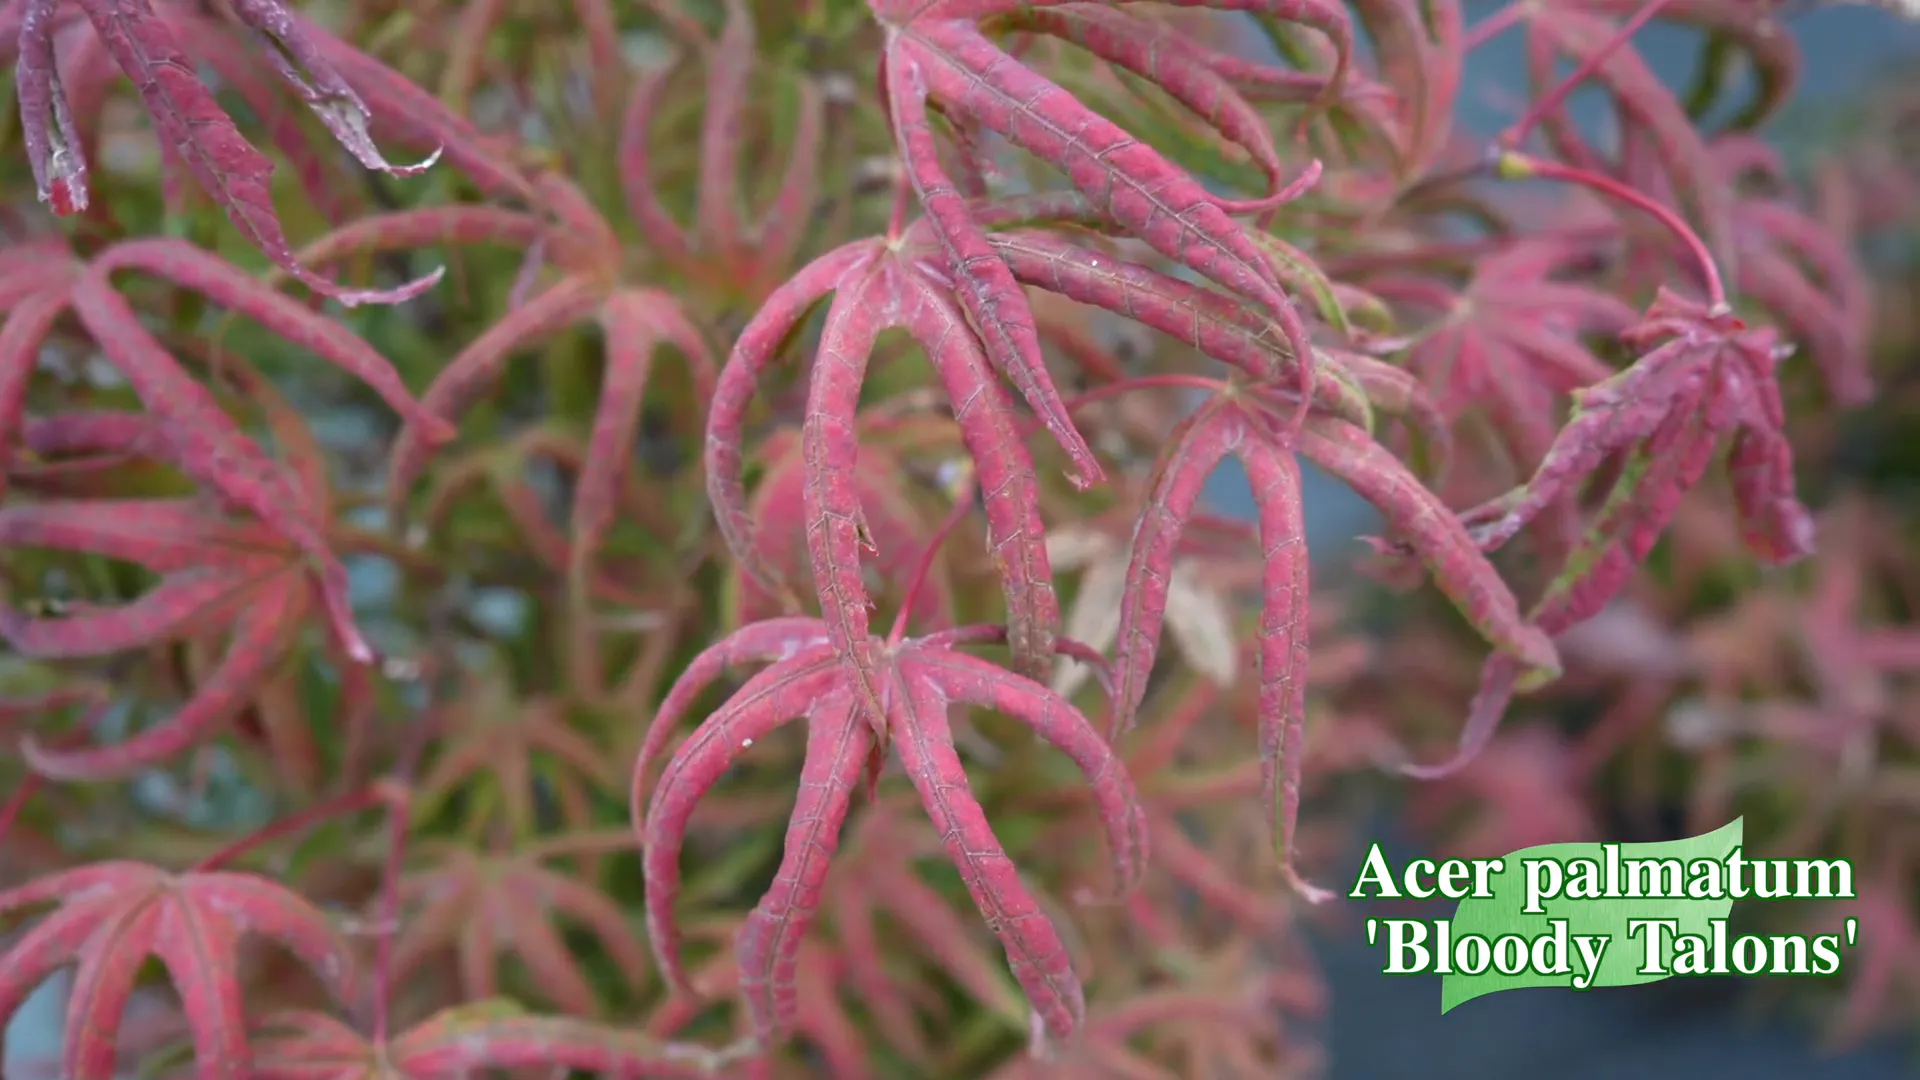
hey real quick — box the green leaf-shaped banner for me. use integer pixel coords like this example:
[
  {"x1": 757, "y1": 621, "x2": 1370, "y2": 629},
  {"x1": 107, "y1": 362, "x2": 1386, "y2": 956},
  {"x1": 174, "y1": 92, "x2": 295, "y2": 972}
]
[{"x1": 1441, "y1": 817, "x2": 1745, "y2": 1013}]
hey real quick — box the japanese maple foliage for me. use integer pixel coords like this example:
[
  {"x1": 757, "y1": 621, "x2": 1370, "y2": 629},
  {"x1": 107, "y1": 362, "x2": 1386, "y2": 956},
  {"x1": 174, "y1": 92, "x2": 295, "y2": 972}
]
[{"x1": 0, "y1": 0, "x2": 1912, "y2": 1077}]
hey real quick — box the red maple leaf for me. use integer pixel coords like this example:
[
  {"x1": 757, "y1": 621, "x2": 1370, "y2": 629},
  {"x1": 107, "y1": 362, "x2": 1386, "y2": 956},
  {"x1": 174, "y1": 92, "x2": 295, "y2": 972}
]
[
  {"x1": 411, "y1": 667, "x2": 623, "y2": 849},
  {"x1": 1098, "y1": 367, "x2": 1558, "y2": 898},
  {"x1": 387, "y1": 833, "x2": 649, "y2": 1018},
  {"x1": 619, "y1": 0, "x2": 826, "y2": 306},
  {"x1": 0, "y1": 360, "x2": 391, "y2": 780},
  {"x1": 1408, "y1": 286, "x2": 1816, "y2": 777},
  {"x1": 410, "y1": 427, "x2": 677, "y2": 608},
  {"x1": 868, "y1": 0, "x2": 1348, "y2": 477},
  {"x1": 1364, "y1": 234, "x2": 1635, "y2": 482},
  {"x1": 631, "y1": 617, "x2": 1145, "y2": 1052},
  {"x1": 379, "y1": 176, "x2": 718, "y2": 535},
  {"x1": 0, "y1": 860, "x2": 357, "y2": 1080},
  {"x1": 13, "y1": 0, "x2": 443, "y2": 305},
  {"x1": 0, "y1": 233, "x2": 450, "y2": 504},
  {"x1": 1709, "y1": 135, "x2": 1876, "y2": 406},
  {"x1": 0, "y1": 236, "x2": 455, "y2": 725}
]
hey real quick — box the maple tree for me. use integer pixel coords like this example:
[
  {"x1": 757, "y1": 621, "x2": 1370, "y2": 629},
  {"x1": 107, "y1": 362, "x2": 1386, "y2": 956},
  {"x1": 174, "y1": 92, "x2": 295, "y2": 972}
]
[{"x1": 0, "y1": 0, "x2": 1916, "y2": 1076}]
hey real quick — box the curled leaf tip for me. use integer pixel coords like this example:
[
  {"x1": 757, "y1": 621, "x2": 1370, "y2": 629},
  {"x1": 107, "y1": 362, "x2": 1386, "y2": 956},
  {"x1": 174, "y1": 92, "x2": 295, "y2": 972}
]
[
  {"x1": 327, "y1": 111, "x2": 445, "y2": 178},
  {"x1": 1065, "y1": 464, "x2": 1103, "y2": 492},
  {"x1": 1286, "y1": 872, "x2": 1336, "y2": 906},
  {"x1": 1398, "y1": 754, "x2": 1469, "y2": 781},
  {"x1": 17, "y1": 735, "x2": 75, "y2": 782},
  {"x1": 330, "y1": 262, "x2": 448, "y2": 310}
]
